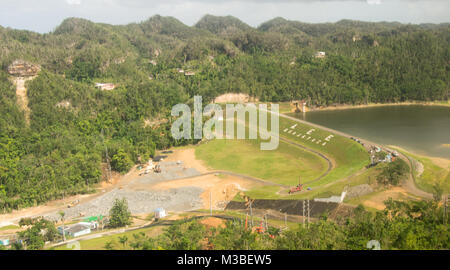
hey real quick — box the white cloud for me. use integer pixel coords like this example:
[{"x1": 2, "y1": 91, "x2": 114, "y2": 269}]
[
  {"x1": 367, "y1": 0, "x2": 382, "y2": 5},
  {"x1": 66, "y1": 0, "x2": 82, "y2": 5}
]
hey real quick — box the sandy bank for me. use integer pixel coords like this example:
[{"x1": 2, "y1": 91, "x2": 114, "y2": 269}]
[{"x1": 307, "y1": 101, "x2": 450, "y2": 112}]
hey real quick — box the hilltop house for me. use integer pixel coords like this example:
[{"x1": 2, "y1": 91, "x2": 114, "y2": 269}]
[
  {"x1": 315, "y1": 51, "x2": 326, "y2": 58},
  {"x1": 95, "y1": 83, "x2": 116, "y2": 91},
  {"x1": 7, "y1": 60, "x2": 41, "y2": 77}
]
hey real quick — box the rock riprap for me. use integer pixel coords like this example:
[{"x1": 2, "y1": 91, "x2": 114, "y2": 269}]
[{"x1": 8, "y1": 60, "x2": 41, "y2": 77}]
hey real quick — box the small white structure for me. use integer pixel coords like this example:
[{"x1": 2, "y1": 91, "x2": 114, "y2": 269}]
[
  {"x1": 78, "y1": 221, "x2": 99, "y2": 230},
  {"x1": 154, "y1": 208, "x2": 167, "y2": 220},
  {"x1": 0, "y1": 239, "x2": 10, "y2": 246},
  {"x1": 59, "y1": 224, "x2": 91, "y2": 238},
  {"x1": 95, "y1": 83, "x2": 115, "y2": 91},
  {"x1": 315, "y1": 51, "x2": 326, "y2": 58},
  {"x1": 314, "y1": 191, "x2": 347, "y2": 204}
]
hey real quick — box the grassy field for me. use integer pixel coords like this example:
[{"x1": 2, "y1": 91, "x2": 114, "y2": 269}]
[
  {"x1": 391, "y1": 147, "x2": 450, "y2": 193},
  {"x1": 0, "y1": 225, "x2": 19, "y2": 231},
  {"x1": 244, "y1": 162, "x2": 383, "y2": 200},
  {"x1": 196, "y1": 139, "x2": 328, "y2": 186},
  {"x1": 279, "y1": 116, "x2": 369, "y2": 187},
  {"x1": 194, "y1": 113, "x2": 369, "y2": 199}
]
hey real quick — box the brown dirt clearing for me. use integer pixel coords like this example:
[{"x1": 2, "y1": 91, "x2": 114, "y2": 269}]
[
  {"x1": 361, "y1": 187, "x2": 415, "y2": 210},
  {"x1": 200, "y1": 217, "x2": 226, "y2": 228}
]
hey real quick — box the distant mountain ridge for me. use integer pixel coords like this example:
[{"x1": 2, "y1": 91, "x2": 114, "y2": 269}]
[{"x1": 0, "y1": 14, "x2": 448, "y2": 210}]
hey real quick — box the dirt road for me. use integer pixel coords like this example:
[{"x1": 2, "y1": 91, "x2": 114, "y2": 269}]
[{"x1": 10, "y1": 76, "x2": 36, "y2": 125}]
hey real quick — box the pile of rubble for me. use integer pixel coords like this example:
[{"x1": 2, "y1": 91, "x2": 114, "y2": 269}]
[{"x1": 7, "y1": 60, "x2": 41, "y2": 77}]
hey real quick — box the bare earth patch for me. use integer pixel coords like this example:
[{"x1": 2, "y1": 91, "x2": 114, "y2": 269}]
[
  {"x1": 10, "y1": 76, "x2": 37, "y2": 125},
  {"x1": 149, "y1": 147, "x2": 263, "y2": 209},
  {"x1": 429, "y1": 157, "x2": 450, "y2": 169},
  {"x1": 163, "y1": 148, "x2": 209, "y2": 173},
  {"x1": 200, "y1": 217, "x2": 226, "y2": 228},
  {"x1": 151, "y1": 174, "x2": 258, "y2": 210},
  {"x1": 0, "y1": 146, "x2": 262, "y2": 225},
  {"x1": 362, "y1": 187, "x2": 412, "y2": 210},
  {"x1": 214, "y1": 93, "x2": 258, "y2": 103}
]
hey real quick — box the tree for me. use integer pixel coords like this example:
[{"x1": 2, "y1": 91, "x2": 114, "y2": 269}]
[
  {"x1": 59, "y1": 211, "x2": 66, "y2": 242},
  {"x1": 432, "y1": 183, "x2": 443, "y2": 202},
  {"x1": 119, "y1": 235, "x2": 128, "y2": 248},
  {"x1": 18, "y1": 218, "x2": 58, "y2": 250},
  {"x1": 377, "y1": 159, "x2": 409, "y2": 186},
  {"x1": 104, "y1": 240, "x2": 115, "y2": 250},
  {"x1": 111, "y1": 149, "x2": 133, "y2": 173},
  {"x1": 109, "y1": 198, "x2": 132, "y2": 228}
]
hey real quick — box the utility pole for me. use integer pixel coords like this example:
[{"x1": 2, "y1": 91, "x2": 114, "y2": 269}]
[
  {"x1": 444, "y1": 196, "x2": 448, "y2": 225},
  {"x1": 302, "y1": 200, "x2": 305, "y2": 228},
  {"x1": 101, "y1": 128, "x2": 112, "y2": 183},
  {"x1": 250, "y1": 200, "x2": 254, "y2": 227},
  {"x1": 307, "y1": 200, "x2": 310, "y2": 228}
]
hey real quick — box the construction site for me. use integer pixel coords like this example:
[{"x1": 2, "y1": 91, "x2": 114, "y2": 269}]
[
  {"x1": 0, "y1": 142, "x2": 359, "y2": 248},
  {"x1": 0, "y1": 106, "x2": 446, "y2": 250}
]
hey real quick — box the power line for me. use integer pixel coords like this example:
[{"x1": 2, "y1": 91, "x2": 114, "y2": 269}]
[
  {"x1": 307, "y1": 200, "x2": 310, "y2": 228},
  {"x1": 302, "y1": 200, "x2": 305, "y2": 228}
]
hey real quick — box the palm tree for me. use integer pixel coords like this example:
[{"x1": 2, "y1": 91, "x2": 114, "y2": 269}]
[
  {"x1": 119, "y1": 236, "x2": 128, "y2": 249},
  {"x1": 59, "y1": 211, "x2": 66, "y2": 242},
  {"x1": 104, "y1": 240, "x2": 115, "y2": 250}
]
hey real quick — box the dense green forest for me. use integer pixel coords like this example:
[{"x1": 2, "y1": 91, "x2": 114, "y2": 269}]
[{"x1": 0, "y1": 15, "x2": 448, "y2": 211}]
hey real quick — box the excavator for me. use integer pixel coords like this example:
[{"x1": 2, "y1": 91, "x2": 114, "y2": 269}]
[{"x1": 288, "y1": 177, "x2": 303, "y2": 194}]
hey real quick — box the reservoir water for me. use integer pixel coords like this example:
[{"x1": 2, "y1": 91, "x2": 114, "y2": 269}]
[{"x1": 292, "y1": 105, "x2": 450, "y2": 159}]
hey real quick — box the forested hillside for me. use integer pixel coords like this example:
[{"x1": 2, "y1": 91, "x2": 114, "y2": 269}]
[{"x1": 0, "y1": 15, "x2": 448, "y2": 211}]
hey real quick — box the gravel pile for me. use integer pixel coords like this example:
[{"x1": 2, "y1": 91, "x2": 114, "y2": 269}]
[
  {"x1": 44, "y1": 187, "x2": 203, "y2": 221},
  {"x1": 135, "y1": 162, "x2": 201, "y2": 184},
  {"x1": 346, "y1": 184, "x2": 374, "y2": 198}
]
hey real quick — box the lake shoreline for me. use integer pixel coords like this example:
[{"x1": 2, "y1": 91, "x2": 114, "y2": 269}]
[
  {"x1": 289, "y1": 103, "x2": 450, "y2": 167},
  {"x1": 307, "y1": 101, "x2": 450, "y2": 112}
]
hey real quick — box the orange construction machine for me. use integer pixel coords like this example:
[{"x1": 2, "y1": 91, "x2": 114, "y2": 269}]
[{"x1": 288, "y1": 177, "x2": 303, "y2": 194}]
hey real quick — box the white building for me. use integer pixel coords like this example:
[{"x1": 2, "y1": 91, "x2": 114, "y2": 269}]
[
  {"x1": 154, "y1": 208, "x2": 167, "y2": 220},
  {"x1": 78, "y1": 221, "x2": 99, "y2": 230},
  {"x1": 95, "y1": 83, "x2": 116, "y2": 91},
  {"x1": 59, "y1": 224, "x2": 91, "y2": 238},
  {"x1": 315, "y1": 51, "x2": 326, "y2": 58},
  {"x1": 0, "y1": 239, "x2": 10, "y2": 246}
]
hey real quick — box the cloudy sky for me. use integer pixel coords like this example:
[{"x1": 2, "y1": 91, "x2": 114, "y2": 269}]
[{"x1": 1, "y1": 0, "x2": 449, "y2": 33}]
